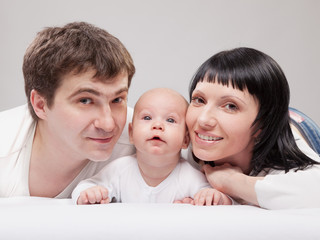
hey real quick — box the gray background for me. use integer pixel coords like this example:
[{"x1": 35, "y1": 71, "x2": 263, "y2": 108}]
[{"x1": 1, "y1": 0, "x2": 319, "y2": 125}]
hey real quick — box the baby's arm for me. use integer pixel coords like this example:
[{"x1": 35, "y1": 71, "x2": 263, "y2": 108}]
[
  {"x1": 193, "y1": 188, "x2": 232, "y2": 206},
  {"x1": 77, "y1": 186, "x2": 110, "y2": 205}
]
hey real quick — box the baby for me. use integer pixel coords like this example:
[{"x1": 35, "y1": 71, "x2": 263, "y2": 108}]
[{"x1": 72, "y1": 88, "x2": 232, "y2": 205}]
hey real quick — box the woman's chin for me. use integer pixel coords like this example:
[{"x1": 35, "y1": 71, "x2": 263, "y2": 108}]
[{"x1": 193, "y1": 150, "x2": 216, "y2": 162}]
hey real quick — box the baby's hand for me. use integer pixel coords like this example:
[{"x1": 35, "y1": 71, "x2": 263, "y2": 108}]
[
  {"x1": 194, "y1": 188, "x2": 232, "y2": 206},
  {"x1": 77, "y1": 186, "x2": 110, "y2": 205},
  {"x1": 174, "y1": 197, "x2": 194, "y2": 204}
]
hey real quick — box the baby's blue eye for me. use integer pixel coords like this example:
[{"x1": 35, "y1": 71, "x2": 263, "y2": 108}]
[
  {"x1": 167, "y1": 118, "x2": 175, "y2": 123},
  {"x1": 80, "y1": 98, "x2": 92, "y2": 104},
  {"x1": 143, "y1": 116, "x2": 151, "y2": 120}
]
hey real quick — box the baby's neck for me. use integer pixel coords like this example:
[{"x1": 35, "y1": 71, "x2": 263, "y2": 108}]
[
  {"x1": 136, "y1": 153, "x2": 180, "y2": 187},
  {"x1": 139, "y1": 167, "x2": 171, "y2": 187}
]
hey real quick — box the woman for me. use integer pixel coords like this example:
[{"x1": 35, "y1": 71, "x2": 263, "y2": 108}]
[{"x1": 186, "y1": 47, "x2": 320, "y2": 209}]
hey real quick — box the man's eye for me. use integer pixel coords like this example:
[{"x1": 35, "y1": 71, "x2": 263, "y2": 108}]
[
  {"x1": 112, "y1": 97, "x2": 123, "y2": 103},
  {"x1": 167, "y1": 118, "x2": 175, "y2": 123},
  {"x1": 143, "y1": 116, "x2": 151, "y2": 120},
  {"x1": 79, "y1": 98, "x2": 92, "y2": 104}
]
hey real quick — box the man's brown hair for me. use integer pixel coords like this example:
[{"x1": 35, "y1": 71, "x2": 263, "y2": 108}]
[{"x1": 23, "y1": 21, "x2": 135, "y2": 120}]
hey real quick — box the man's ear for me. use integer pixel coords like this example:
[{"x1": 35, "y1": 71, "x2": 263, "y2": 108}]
[
  {"x1": 182, "y1": 128, "x2": 190, "y2": 149},
  {"x1": 128, "y1": 123, "x2": 134, "y2": 144},
  {"x1": 30, "y1": 89, "x2": 47, "y2": 120}
]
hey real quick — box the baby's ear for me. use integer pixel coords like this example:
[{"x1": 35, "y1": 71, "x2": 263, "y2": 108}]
[
  {"x1": 30, "y1": 89, "x2": 47, "y2": 120},
  {"x1": 128, "y1": 123, "x2": 134, "y2": 144},
  {"x1": 182, "y1": 128, "x2": 190, "y2": 149}
]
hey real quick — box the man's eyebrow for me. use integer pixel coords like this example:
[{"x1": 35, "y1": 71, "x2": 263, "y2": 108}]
[
  {"x1": 69, "y1": 88, "x2": 101, "y2": 98},
  {"x1": 69, "y1": 86, "x2": 128, "y2": 98},
  {"x1": 115, "y1": 87, "x2": 129, "y2": 95}
]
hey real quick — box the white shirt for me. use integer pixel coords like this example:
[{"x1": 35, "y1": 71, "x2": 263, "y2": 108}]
[
  {"x1": 255, "y1": 130, "x2": 320, "y2": 209},
  {"x1": 72, "y1": 155, "x2": 210, "y2": 203}
]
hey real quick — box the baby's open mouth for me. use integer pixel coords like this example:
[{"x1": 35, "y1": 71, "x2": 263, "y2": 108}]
[{"x1": 149, "y1": 136, "x2": 164, "y2": 142}]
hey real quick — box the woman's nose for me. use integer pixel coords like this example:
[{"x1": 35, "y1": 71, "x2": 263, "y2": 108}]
[{"x1": 198, "y1": 107, "x2": 217, "y2": 129}]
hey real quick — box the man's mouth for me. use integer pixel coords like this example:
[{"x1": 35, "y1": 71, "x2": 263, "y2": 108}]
[
  {"x1": 89, "y1": 137, "x2": 113, "y2": 144},
  {"x1": 197, "y1": 133, "x2": 223, "y2": 141}
]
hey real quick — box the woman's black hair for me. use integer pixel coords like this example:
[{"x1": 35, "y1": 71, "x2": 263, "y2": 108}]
[{"x1": 189, "y1": 47, "x2": 318, "y2": 175}]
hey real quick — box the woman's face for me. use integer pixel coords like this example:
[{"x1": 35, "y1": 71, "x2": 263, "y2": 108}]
[{"x1": 186, "y1": 81, "x2": 259, "y2": 173}]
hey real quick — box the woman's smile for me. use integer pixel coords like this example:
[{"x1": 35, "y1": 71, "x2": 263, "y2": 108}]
[{"x1": 196, "y1": 132, "x2": 223, "y2": 141}]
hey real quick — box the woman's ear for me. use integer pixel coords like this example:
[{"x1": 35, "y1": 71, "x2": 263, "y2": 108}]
[
  {"x1": 128, "y1": 123, "x2": 134, "y2": 144},
  {"x1": 253, "y1": 128, "x2": 261, "y2": 138},
  {"x1": 253, "y1": 128, "x2": 262, "y2": 145},
  {"x1": 30, "y1": 89, "x2": 47, "y2": 120},
  {"x1": 182, "y1": 128, "x2": 190, "y2": 149}
]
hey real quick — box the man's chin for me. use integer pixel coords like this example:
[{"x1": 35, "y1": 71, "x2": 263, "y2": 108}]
[{"x1": 88, "y1": 150, "x2": 113, "y2": 162}]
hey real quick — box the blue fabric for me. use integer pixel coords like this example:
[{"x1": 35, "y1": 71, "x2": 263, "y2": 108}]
[{"x1": 289, "y1": 107, "x2": 320, "y2": 155}]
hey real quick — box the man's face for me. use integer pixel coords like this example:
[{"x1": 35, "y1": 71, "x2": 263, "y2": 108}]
[{"x1": 42, "y1": 69, "x2": 129, "y2": 162}]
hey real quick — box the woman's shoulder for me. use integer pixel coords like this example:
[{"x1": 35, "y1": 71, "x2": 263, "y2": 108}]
[
  {"x1": 291, "y1": 124, "x2": 320, "y2": 162},
  {"x1": 257, "y1": 162, "x2": 320, "y2": 177}
]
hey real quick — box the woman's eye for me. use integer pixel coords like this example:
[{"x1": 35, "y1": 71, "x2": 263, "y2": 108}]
[
  {"x1": 166, "y1": 118, "x2": 175, "y2": 123},
  {"x1": 143, "y1": 116, "x2": 151, "y2": 120},
  {"x1": 225, "y1": 103, "x2": 238, "y2": 111},
  {"x1": 79, "y1": 98, "x2": 92, "y2": 104},
  {"x1": 191, "y1": 96, "x2": 205, "y2": 105}
]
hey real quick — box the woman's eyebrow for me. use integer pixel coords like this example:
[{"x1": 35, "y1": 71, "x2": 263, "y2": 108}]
[
  {"x1": 192, "y1": 89, "x2": 204, "y2": 95},
  {"x1": 221, "y1": 95, "x2": 246, "y2": 104}
]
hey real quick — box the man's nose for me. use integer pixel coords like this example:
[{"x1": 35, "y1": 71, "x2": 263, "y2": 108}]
[{"x1": 94, "y1": 106, "x2": 116, "y2": 132}]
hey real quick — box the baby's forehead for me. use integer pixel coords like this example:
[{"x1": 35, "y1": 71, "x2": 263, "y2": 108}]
[
  {"x1": 134, "y1": 89, "x2": 188, "y2": 115},
  {"x1": 137, "y1": 89, "x2": 187, "y2": 107}
]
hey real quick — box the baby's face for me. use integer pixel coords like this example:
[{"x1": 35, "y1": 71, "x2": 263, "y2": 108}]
[{"x1": 130, "y1": 89, "x2": 189, "y2": 158}]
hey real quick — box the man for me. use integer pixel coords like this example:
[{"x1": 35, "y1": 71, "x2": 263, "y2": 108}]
[{"x1": 0, "y1": 22, "x2": 136, "y2": 198}]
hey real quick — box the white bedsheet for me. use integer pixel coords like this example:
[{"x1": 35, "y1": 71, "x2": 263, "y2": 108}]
[{"x1": 0, "y1": 197, "x2": 319, "y2": 240}]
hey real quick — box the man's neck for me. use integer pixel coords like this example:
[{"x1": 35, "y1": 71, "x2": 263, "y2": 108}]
[{"x1": 28, "y1": 124, "x2": 89, "y2": 198}]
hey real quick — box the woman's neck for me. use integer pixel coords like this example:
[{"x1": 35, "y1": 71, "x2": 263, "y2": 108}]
[{"x1": 215, "y1": 149, "x2": 253, "y2": 175}]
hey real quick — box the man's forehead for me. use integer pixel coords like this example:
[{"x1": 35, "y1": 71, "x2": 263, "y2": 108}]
[{"x1": 57, "y1": 70, "x2": 129, "y2": 97}]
